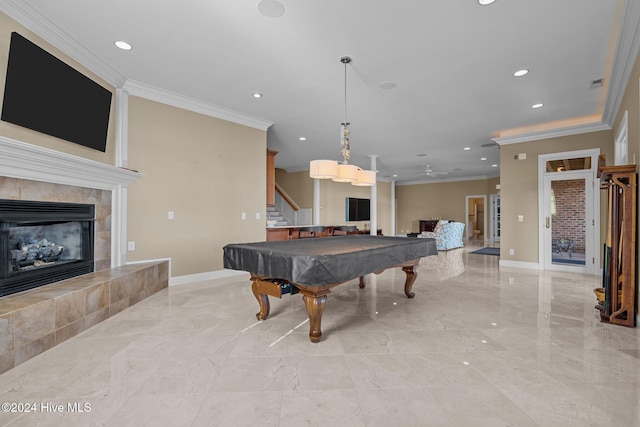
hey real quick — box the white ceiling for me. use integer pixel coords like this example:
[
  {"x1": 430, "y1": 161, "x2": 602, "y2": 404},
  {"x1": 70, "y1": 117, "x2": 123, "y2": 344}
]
[{"x1": 1, "y1": 0, "x2": 637, "y2": 184}]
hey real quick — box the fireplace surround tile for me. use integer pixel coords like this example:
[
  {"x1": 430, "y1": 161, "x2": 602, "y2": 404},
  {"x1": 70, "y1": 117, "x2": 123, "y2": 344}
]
[
  {"x1": 0, "y1": 348, "x2": 12, "y2": 373},
  {"x1": 0, "y1": 313, "x2": 13, "y2": 353},
  {"x1": 0, "y1": 261, "x2": 168, "y2": 373},
  {"x1": 54, "y1": 317, "x2": 85, "y2": 345},
  {"x1": 86, "y1": 283, "x2": 109, "y2": 314},
  {"x1": 15, "y1": 333, "x2": 55, "y2": 366},
  {"x1": 0, "y1": 177, "x2": 112, "y2": 273},
  {"x1": 14, "y1": 299, "x2": 55, "y2": 347},
  {"x1": 55, "y1": 291, "x2": 87, "y2": 329},
  {"x1": 85, "y1": 306, "x2": 109, "y2": 329}
]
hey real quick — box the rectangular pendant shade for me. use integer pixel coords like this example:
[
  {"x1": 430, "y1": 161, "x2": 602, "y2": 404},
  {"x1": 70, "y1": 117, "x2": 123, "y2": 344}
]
[
  {"x1": 310, "y1": 160, "x2": 338, "y2": 179},
  {"x1": 332, "y1": 163, "x2": 359, "y2": 182},
  {"x1": 353, "y1": 169, "x2": 376, "y2": 186}
]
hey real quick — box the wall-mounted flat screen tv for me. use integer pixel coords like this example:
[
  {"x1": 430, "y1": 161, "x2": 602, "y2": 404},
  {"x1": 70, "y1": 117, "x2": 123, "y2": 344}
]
[
  {"x1": 346, "y1": 197, "x2": 370, "y2": 221},
  {"x1": 1, "y1": 32, "x2": 112, "y2": 152}
]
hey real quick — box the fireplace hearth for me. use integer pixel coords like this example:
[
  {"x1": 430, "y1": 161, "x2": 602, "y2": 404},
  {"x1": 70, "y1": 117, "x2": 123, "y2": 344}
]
[{"x1": 0, "y1": 199, "x2": 95, "y2": 297}]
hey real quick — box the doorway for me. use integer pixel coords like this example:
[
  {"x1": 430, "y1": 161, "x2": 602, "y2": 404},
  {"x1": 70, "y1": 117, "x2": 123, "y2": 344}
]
[
  {"x1": 538, "y1": 149, "x2": 599, "y2": 274},
  {"x1": 465, "y1": 195, "x2": 486, "y2": 241},
  {"x1": 490, "y1": 194, "x2": 501, "y2": 242}
]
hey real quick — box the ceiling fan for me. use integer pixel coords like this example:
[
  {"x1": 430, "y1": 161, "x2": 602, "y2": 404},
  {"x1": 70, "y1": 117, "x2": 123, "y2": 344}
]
[{"x1": 424, "y1": 165, "x2": 448, "y2": 177}]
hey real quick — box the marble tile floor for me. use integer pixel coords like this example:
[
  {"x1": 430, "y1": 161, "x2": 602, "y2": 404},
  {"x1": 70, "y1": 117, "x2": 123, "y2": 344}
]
[{"x1": 0, "y1": 241, "x2": 638, "y2": 426}]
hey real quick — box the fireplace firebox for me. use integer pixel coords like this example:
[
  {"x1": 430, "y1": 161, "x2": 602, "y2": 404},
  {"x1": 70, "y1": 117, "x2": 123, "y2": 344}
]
[{"x1": 0, "y1": 199, "x2": 95, "y2": 297}]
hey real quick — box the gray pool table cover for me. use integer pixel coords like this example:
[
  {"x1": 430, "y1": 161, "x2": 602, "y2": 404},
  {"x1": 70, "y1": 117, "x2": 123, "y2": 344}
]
[{"x1": 223, "y1": 235, "x2": 437, "y2": 286}]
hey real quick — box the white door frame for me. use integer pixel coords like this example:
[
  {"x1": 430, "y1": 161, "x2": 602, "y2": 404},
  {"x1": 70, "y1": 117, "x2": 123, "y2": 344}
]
[
  {"x1": 465, "y1": 194, "x2": 487, "y2": 241},
  {"x1": 537, "y1": 149, "x2": 600, "y2": 275}
]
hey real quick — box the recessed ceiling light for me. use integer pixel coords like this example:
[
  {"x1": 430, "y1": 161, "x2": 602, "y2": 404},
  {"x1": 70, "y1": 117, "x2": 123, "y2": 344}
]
[
  {"x1": 513, "y1": 69, "x2": 529, "y2": 77},
  {"x1": 481, "y1": 157, "x2": 487, "y2": 161},
  {"x1": 492, "y1": 164, "x2": 498, "y2": 167},
  {"x1": 464, "y1": 147, "x2": 471, "y2": 151},
  {"x1": 114, "y1": 41, "x2": 132, "y2": 50},
  {"x1": 299, "y1": 137, "x2": 307, "y2": 141},
  {"x1": 531, "y1": 103, "x2": 544, "y2": 109},
  {"x1": 392, "y1": 174, "x2": 398, "y2": 177},
  {"x1": 257, "y1": 0, "x2": 285, "y2": 18},
  {"x1": 252, "y1": 92, "x2": 263, "y2": 98},
  {"x1": 379, "y1": 81, "x2": 397, "y2": 90},
  {"x1": 478, "y1": 0, "x2": 496, "y2": 5}
]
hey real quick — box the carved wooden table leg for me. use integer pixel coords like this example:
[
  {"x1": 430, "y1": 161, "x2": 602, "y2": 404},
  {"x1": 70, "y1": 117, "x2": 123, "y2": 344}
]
[
  {"x1": 302, "y1": 293, "x2": 327, "y2": 343},
  {"x1": 358, "y1": 276, "x2": 366, "y2": 289},
  {"x1": 402, "y1": 263, "x2": 418, "y2": 298},
  {"x1": 251, "y1": 280, "x2": 271, "y2": 320},
  {"x1": 296, "y1": 285, "x2": 332, "y2": 343}
]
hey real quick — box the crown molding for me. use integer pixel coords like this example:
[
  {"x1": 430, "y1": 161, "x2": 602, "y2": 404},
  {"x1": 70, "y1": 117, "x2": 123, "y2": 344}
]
[
  {"x1": 396, "y1": 173, "x2": 498, "y2": 186},
  {"x1": 0, "y1": 1, "x2": 273, "y2": 132},
  {"x1": 122, "y1": 80, "x2": 273, "y2": 131},
  {"x1": 492, "y1": 122, "x2": 611, "y2": 146},
  {"x1": 0, "y1": 136, "x2": 140, "y2": 190},
  {"x1": 0, "y1": 0, "x2": 127, "y2": 88},
  {"x1": 602, "y1": 0, "x2": 640, "y2": 126},
  {"x1": 492, "y1": 0, "x2": 639, "y2": 145}
]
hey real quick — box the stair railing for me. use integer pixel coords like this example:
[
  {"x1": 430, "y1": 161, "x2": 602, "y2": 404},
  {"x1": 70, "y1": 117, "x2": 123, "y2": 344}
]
[{"x1": 274, "y1": 183, "x2": 299, "y2": 225}]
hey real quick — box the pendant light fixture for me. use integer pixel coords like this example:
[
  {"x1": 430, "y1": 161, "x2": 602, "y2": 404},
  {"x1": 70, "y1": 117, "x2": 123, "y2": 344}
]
[{"x1": 309, "y1": 56, "x2": 376, "y2": 186}]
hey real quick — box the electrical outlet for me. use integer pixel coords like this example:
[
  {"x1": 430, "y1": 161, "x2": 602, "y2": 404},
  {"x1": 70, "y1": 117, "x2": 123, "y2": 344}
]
[
  {"x1": 241, "y1": 212, "x2": 246, "y2": 220},
  {"x1": 509, "y1": 248, "x2": 515, "y2": 255},
  {"x1": 168, "y1": 211, "x2": 174, "y2": 220},
  {"x1": 128, "y1": 241, "x2": 135, "y2": 251},
  {"x1": 256, "y1": 212, "x2": 260, "y2": 220}
]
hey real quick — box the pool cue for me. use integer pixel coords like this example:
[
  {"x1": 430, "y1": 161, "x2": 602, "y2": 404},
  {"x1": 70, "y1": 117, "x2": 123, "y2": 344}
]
[{"x1": 603, "y1": 181, "x2": 612, "y2": 313}]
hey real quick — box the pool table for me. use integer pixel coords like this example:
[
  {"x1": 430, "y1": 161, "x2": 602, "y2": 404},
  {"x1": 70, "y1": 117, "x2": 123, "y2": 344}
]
[{"x1": 223, "y1": 235, "x2": 437, "y2": 342}]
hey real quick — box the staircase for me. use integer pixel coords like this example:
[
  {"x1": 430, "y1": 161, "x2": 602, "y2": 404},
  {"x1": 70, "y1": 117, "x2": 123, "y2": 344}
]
[{"x1": 267, "y1": 205, "x2": 289, "y2": 226}]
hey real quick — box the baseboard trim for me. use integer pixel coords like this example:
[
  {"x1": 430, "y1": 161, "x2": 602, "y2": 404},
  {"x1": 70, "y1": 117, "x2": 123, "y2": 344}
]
[
  {"x1": 169, "y1": 269, "x2": 247, "y2": 286},
  {"x1": 498, "y1": 260, "x2": 540, "y2": 270}
]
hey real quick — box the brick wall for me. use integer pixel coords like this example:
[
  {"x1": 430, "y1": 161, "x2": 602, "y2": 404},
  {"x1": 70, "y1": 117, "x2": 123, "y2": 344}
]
[{"x1": 551, "y1": 179, "x2": 585, "y2": 252}]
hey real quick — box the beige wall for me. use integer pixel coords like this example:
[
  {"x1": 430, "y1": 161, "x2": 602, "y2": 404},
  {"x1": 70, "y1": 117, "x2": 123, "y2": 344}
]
[
  {"x1": 0, "y1": 12, "x2": 116, "y2": 165},
  {"x1": 127, "y1": 96, "x2": 266, "y2": 276},
  {"x1": 612, "y1": 49, "x2": 640, "y2": 317},
  {"x1": 396, "y1": 179, "x2": 497, "y2": 235},
  {"x1": 614, "y1": 51, "x2": 640, "y2": 167},
  {"x1": 276, "y1": 169, "x2": 393, "y2": 235},
  {"x1": 275, "y1": 169, "x2": 314, "y2": 208},
  {"x1": 499, "y1": 130, "x2": 613, "y2": 264}
]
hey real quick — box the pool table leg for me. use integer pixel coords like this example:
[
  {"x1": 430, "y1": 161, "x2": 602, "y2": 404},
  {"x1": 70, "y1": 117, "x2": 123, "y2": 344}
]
[
  {"x1": 296, "y1": 286, "x2": 331, "y2": 343},
  {"x1": 251, "y1": 280, "x2": 271, "y2": 320},
  {"x1": 358, "y1": 276, "x2": 365, "y2": 288},
  {"x1": 402, "y1": 263, "x2": 418, "y2": 299}
]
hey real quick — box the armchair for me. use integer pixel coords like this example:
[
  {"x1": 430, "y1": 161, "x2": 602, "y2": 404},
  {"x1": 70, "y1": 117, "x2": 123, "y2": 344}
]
[{"x1": 418, "y1": 220, "x2": 465, "y2": 250}]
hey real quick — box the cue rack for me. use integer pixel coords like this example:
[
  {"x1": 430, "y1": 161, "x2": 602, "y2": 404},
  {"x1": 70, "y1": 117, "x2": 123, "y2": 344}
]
[{"x1": 596, "y1": 159, "x2": 636, "y2": 327}]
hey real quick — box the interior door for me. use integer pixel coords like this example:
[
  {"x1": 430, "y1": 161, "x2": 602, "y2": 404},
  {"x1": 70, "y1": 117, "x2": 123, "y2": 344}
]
[{"x1": 542, "y1": 171, "x2": 594, "y2": 274}]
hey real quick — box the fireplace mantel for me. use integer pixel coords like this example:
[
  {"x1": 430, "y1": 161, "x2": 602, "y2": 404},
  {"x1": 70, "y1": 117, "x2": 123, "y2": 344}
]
[
  {"x1": 0, "y1": 136, "x2": 140, "y2": 268},
  {"x1": 0, "y1": 136, "x2": 139, "y2": 190}
]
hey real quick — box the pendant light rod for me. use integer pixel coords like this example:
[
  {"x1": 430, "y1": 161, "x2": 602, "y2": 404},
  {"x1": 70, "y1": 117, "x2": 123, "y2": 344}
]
[
  {"x1": 309, "y1": 55, "x2": 375, "y2": 186},
  {"x1": 341, "y1": 56, "x2": 351, "y2": 126}
]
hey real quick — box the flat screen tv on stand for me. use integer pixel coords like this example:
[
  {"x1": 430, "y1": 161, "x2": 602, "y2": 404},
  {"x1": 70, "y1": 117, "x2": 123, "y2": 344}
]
[
  {"x1": 1, "y1": 32, "x2": 112, "y2": 152},
  {"x1": 346, "y1": 197, "x2": 370, "y2": 222}
]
